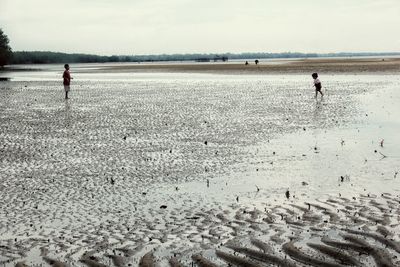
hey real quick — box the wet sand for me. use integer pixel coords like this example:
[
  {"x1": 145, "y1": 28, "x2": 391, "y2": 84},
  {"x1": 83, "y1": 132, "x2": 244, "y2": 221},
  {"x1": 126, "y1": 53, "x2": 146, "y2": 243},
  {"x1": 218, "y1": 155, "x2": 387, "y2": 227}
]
[
  {"x1": 76, "y1": 57, "x2": 400, "y2": 74},
  {"x1": 0, "y1": 64, "x2": 400, "y2": 266}
]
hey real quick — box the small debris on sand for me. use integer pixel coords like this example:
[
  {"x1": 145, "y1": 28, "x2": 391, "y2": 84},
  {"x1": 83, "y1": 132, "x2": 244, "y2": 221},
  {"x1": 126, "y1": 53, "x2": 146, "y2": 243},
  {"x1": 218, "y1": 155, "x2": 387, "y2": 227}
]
[{"x1": 139, "y1": 252, "x2": 155, "y2": 267}]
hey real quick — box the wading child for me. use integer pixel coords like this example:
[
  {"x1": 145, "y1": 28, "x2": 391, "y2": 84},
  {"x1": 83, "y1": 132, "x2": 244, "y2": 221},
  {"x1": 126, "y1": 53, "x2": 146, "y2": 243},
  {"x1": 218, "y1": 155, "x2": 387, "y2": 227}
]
[
  {"x1": 312, "y1": 72, "x2": 323, "y2": 98},
  {"x1": 63, "y1": 64, "x2": 72, "y2": 99}
]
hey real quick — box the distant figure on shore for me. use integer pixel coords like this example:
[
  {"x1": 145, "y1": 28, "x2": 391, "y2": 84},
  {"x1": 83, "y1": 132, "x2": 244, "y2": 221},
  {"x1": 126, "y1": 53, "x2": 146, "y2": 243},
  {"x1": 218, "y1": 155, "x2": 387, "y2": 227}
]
[
  {"x1": 245, "y1": 61, "x2": 249, "y2": 65},
  {"x1": 312, "y1": 73, "x2": 323, "y2": 98},
  {"x1": 63, "y1": 64, "x2": 72, "y2": 99},
  {"x1": 255, "y1": 59, "x2": 259, "y2": 65}
]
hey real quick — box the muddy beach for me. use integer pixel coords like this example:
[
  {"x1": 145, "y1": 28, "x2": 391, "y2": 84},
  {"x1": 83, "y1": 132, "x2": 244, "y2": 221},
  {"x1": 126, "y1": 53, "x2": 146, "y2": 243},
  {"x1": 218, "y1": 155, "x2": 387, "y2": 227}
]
[
  {"x1": 0, "y1": 61, "x2": 400, "y2": 266},
  {"x1": 75, "y1": 57, "x2": 400, "y2": 75}
]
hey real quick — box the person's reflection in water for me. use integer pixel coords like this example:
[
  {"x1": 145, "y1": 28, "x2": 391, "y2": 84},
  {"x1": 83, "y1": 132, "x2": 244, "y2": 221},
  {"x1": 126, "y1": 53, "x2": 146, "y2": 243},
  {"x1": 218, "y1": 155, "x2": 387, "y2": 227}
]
[
  {"x1": 313, "y1": 97, "x2": 325, "y2": 126},
  {"x1": 63, "y1": 99, "x2": 71, "y2": 127}
]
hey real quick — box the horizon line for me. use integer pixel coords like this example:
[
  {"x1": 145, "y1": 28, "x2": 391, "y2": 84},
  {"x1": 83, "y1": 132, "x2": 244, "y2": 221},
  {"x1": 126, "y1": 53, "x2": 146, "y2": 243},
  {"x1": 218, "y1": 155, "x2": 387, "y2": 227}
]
[{"x1": 12, "y1": 50, "x2": 400, "y2": 57}]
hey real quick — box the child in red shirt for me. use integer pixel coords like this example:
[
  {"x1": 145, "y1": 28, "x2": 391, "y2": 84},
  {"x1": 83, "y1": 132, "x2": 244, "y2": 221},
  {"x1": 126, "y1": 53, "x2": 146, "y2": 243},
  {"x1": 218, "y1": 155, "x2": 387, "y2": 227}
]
[{"x1": 63, "y1": 64, "x2": 72, "y2": 99}]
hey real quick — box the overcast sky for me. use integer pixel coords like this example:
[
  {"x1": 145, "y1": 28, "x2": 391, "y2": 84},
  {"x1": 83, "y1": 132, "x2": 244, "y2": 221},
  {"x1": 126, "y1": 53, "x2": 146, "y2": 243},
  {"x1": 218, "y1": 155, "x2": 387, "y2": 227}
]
[{"x1": 1, "y1": 0, "x2": 399, "y2": 55}]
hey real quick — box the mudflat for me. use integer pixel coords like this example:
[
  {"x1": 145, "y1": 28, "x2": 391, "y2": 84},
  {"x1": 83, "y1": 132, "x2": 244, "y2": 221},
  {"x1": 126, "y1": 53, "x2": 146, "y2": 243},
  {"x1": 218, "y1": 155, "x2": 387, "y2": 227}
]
[
  {"x1": 80, "y1": 57, "x2": 400, "y2": 74},
  {"x1": 0, "y1": 62, "x2": 400, "y2": 266}
]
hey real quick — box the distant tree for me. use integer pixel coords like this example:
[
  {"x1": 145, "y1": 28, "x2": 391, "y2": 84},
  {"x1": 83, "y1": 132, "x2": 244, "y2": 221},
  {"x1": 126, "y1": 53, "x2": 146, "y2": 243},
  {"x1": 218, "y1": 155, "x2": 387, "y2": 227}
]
[
  {"x1": 0, "y1": 29, "x2": 12, "y2": 67},
  {"x1": 109, "y1": 55, "x2": 119, "y2": 62}
]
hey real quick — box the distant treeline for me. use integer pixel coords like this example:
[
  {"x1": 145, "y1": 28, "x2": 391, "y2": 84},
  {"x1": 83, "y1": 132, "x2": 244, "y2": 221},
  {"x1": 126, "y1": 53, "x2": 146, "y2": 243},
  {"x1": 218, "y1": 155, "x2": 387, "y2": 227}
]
[
  {"x1": 11, "y1": 51, "x2": 114, "y2": 64},
  {"x1": 10, "y1": 51, "x2": 400, "y2": 64}
]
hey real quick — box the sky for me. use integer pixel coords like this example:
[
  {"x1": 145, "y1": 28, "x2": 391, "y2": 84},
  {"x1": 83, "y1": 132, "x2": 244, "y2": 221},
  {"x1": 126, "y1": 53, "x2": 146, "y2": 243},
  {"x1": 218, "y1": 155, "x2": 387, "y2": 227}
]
[{"x1": 1, "y1": 0, "x2": 399, "y2": 55}]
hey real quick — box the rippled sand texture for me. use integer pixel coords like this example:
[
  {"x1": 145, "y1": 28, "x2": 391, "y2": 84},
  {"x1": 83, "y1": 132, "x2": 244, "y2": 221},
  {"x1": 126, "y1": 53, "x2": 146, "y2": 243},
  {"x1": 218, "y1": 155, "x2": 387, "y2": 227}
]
[{"x1": 0, "y1": 73, "x2": 399, "y2": 266}]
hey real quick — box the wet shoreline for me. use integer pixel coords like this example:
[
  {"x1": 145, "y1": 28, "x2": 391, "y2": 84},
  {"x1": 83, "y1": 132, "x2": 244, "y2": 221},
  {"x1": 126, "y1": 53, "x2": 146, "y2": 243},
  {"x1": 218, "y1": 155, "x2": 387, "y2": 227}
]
[{"x1": 1, "y1": 71, "x2": 399, "y2": 266}]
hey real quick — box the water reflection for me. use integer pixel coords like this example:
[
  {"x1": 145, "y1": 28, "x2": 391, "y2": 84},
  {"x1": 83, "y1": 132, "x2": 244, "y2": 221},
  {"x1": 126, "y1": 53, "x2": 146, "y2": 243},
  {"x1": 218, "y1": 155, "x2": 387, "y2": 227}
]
[
  {"x1": 313, "y1": 97, "x2": 324, "y2": 119},
  {"x1": 63, "y1": 99, "x2": 72, "y2": 127}
]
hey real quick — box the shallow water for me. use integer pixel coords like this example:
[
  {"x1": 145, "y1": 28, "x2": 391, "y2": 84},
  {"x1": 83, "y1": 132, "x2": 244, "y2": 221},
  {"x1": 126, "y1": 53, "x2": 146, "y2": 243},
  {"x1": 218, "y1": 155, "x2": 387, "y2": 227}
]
[{"x1": 0, "y1": 69, "x2": 399, "y2": 266}]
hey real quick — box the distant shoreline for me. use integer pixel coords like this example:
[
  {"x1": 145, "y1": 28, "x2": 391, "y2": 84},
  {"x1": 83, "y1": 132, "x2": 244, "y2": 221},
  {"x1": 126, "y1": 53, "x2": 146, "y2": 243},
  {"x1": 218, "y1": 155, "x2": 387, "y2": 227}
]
[
  {"x1": 2, "y1": 57, "x2": 400, "y2": 75},
  {"x1": 63, "y1": 57, "x2": 400, "y2": 74},
  {"x1": 9, "y1": 50, "x2": 400, "y2": 65}
]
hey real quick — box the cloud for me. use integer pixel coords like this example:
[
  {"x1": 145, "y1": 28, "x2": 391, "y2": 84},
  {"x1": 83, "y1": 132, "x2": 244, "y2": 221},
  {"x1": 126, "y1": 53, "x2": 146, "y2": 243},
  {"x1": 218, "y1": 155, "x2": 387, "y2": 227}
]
[{"x1": 1, "y1": 0, "x2": 399, "y2": 54}]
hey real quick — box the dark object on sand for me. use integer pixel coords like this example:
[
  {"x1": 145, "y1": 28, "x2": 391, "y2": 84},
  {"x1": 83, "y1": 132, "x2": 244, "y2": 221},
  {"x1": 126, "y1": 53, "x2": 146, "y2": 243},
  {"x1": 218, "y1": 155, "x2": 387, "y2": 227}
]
[
  {"x1": 139, "y1": 252, "x2": 155, "y2": 267},
  {"x1": 245, "y1": 61, "x2": 249, "y2": 65},
  {"x1": 285, "y1": 190, "x2": 290, "y2": 199},
  {"x1": 160, "y1": 205, "x2": 167, "y2": 209},
  {"x1": 340, "y1": 175, "x2": 350, "y2": 182},
  {"x1": 255, "y1": 59, "x2": 259, "y2": 65}
]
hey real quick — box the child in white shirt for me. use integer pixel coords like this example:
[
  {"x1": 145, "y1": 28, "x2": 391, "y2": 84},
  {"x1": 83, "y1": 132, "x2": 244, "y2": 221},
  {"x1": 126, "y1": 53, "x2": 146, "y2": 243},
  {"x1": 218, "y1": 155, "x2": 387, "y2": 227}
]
[{"x1": 312, "y1": 72, "x2": 323, "y2": 98}]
